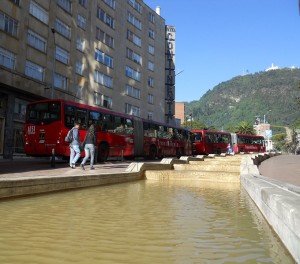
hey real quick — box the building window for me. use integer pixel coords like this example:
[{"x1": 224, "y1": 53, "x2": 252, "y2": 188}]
[
  {"x1": 25, "y1": 60, "x2": 44, "y2": 81},
  {"x1": 128, "y1": 0, "x2": 142, "y2": 14},
  {"x1": 14, "y1": 98, "x2": 27, "y2": 121},
  {"x1": 10, "y1": 0, "x2": 21, "y2": 5},
  {"x1": 54, "y1": 73, "x2": 68, "y2": 89},
  {"x1": 94, "y1": 92, "x2": 112, "y2": 109},
  {"x1": 125, "y1": 66, "x2": 140, "y2": 81},
  {"x1": 148, "y1": 111, "x2": 153, "y2": 120},
  {"x1": 95, "y1": 49, "x2": 113, "y2": 68},
  {"x1": 79, "y1": 0, "x2": 87, "y2": 8},
  {"x1": 126, "y1": 48, "x2": 142, "y2": 65},
  {"x1": 148, "y1": 61, "x2": 154, "y2": 71},
  {"x1": 148, "y1": 12, "x2": 155, "y2": 23},
  {"x1": 0, "y1": 11, "x2": 18, "y2": 37},
  {"x1": 75, "y1": 84, "x2": 83, "y2": 99},
  {"x1": 148, "y1": 29, "x2": 155, "y2": 39},
  {"x1": 77, "y1": 14, "x2": 86, "y2": 29},
  {"x1": 75, "y1": 61, "x2": 84, "y2": 75},
  {"x1": 148, "y1": 76, "x2": 154, "y2": 87},
  {"x1": 55, "y1": 18, "x2": 71, "y2": 39},
  {"x1": 125, "y1": 103, "x2": 140, "y2": 117},
  {"x1": 148, "y1": 45, "x2": 154, "y2": 55},
  {"x1": 0, "y1": 47, "x2": 15, "y2": 70},
  {"x1": 127, "y1": 12, "x2": 141, "y2": 30},
  {"x1": 57, "y1": 0, "x2": 72, "y2": 13},
  {"x1": 125, "y1": 84, "x2": 140, "y2": 99},
  {"x1": 76, "y1": 37, "x2": 85, "y2": 51},
  {"x1": 94, "y1": 70, "x2": 113, "y2": 88},
  {"x1": 27, "y1": 30, "x2": 46, "y2": 52},
  {"x1": 103, "y1": 0, "x2": 115, "y2": 9},
  {"x1": 96, "y1": 27, "x2": 114, "y2": 48},
  {"x1": 94, "y1": 92, "x2": 102, "y2": 106},
  {"x1": 55, "y1": 46, "x2": 69, "y2": 64},
  {"x1": 29, "y1": 1, "x2": 49, "y2": 24},
  {"x1": 103, "y1": 95, "x2": 112, "y2": 109},
  {"x1": 127, "y1": 29, "x2": 141, "y2": 47},
  {"x1": 97, "y1": 7, "x2": 114, "y2": 29},
  {"x1": 147, "y1": 94, "x2": 154, "y2": 104}
]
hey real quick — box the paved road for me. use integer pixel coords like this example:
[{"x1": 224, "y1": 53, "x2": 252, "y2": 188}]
[{"x1": 259, "y1": 154, "x2": 300, "y2": 187}]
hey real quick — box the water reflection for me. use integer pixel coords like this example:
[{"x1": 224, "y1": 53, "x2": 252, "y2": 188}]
[{"x1": 0, "y1": 180, "x2": 294, "y2": 264}]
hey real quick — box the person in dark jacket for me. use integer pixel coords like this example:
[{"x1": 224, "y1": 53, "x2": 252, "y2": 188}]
[
  {"x1": 80, "y1": 124, "x2": 96, "y2": 170},
  {"x1": 69, "y1": 122, "x2": 81, "y2": 169}
]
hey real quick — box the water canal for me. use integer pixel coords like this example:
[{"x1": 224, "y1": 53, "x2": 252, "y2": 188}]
[{"x1": 0, "y1": 180, "x2": 294, "y2": 263}]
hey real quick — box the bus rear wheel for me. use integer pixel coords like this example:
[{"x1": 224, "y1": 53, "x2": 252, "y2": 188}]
[{"x1": 98, "y1": 143, "x2": 109, "y2": 162}]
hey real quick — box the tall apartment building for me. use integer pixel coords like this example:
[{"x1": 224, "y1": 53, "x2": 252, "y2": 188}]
[{"x1": 0, "y1": 0, "x2": 176, "y2": 158}]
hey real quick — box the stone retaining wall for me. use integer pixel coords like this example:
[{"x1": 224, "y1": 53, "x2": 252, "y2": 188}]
[
  {"x1": 240, "y1": 153, "x2": 300, "y2": 263},
  {"x1": 0, "y1": 172, "x2": 142, "y2": 199}
]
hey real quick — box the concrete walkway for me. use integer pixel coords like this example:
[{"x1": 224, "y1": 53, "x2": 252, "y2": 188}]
[
  {"x1": 259, "y1": 155, "x2": 300, "y2": 186},
  {"x1": 0, "y1": 157, "x2": 132, "y2": 179}
]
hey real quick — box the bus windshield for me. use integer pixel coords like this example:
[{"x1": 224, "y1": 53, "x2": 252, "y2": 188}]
[
  {"x1": 191, "y1": 132, "x2": 203, "y2": 143},
  {"x1": 26, "y1": 102, "x2": 61, "y2": 125}
]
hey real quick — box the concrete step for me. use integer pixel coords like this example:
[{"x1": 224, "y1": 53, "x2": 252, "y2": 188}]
[
  {"x1": 145, "y1": 170, "x2": 240, "y2": 183},
  {"x1": 173, "y1": 163, "x2": 240, "y2": 172},
  {"x1": 201, "y1": 159, "x2": 242, "y2": 165}
]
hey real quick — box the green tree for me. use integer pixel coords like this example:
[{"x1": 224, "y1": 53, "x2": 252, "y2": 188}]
[
  {"x1": 182, "y1": 120, "x2": 206, "y2": 130},
  {"x1": 235, "y1": 121, "x2": 255, "y2": 134},
  {"x1": 272, "y1": 133, "x2": 286, "y2": 151}
]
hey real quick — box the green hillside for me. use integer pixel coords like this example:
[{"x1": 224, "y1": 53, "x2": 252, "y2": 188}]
[{"x1": 185, "y1": 68, "x2": 300, "y2": 131}]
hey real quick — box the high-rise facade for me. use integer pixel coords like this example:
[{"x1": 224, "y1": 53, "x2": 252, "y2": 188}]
[{"x1": 0, "y1": 0, "x2": 176, "y2": 158}]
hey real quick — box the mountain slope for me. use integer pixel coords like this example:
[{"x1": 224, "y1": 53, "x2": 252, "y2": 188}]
[{"x1": 185, "y1": 68, "x2": 300, "y2": 130}]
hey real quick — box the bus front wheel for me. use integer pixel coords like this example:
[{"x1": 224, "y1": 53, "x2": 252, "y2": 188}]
[{"x1": 98, "y1": 143, "x2": 109, "y2": 162}]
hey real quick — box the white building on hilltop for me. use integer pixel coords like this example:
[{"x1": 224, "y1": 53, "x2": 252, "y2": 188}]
[{"x1": 265, "y1": 63, "x2": 280, "y2": 71}]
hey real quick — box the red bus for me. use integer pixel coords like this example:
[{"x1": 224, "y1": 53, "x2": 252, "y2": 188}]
[
  {"x1": 191, "y1": 130, "x2": 231, "y2": 155},
  {"x1": 24, "y1": 99, "x2": 191, "y2": 161},
  {"x1": 231, "y1": 133, "x2": 266, "y2": 153}
]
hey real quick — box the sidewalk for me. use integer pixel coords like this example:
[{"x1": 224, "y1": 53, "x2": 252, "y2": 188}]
[
  {"x1": 258, "y1": 154, "x2": 300, "y2": 187},
  {"x1": 1, "y1": 154, "x2": 299, "y2": 186},
  {"x1": 0, "y1": 157, "x2": 132, "y2": 179}
]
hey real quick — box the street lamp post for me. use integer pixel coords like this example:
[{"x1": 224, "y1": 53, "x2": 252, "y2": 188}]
[
  {"x1": 51, "y1": 27, "x2": 56, "y2": 99},
  {"x1": 185, "y1": 113, "x2": 193, "y2": 130}
]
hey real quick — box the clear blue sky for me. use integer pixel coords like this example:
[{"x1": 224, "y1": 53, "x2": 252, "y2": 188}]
[{"x1": 145, "y1": 0, "x2": 300, "y2": 102}]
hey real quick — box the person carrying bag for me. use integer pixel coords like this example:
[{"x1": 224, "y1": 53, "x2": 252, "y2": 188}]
[{"x1": 69, "y1": 122, "x2": 81, "y2": 169}]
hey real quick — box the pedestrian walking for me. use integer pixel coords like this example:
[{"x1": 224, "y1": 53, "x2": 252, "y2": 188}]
[
  {"x1": 69, "y1": 122, "x2": 81, "y2": 169},
  {"x1": 226, "y1": 143, "x2": 233, "y2": 154},
  {"x1": 80, "y1": 124, "x2": 96, "y2": 170},
  {"x1": 233, "y1": 143, "x2": 239, "y2": 154}
]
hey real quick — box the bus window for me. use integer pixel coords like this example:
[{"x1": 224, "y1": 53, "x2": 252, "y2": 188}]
[
  {"x1": 114, "y1": 116, "x2": 124, "y2": 134},
  {"x1": 158, "y1": 125, "x2": 167, "y2": 139},
  {"x1": 144, "y1": 122, "x2": 156, "y2": 137},
  {"x1": 88, "y1": 111, "x2": 102, "y2": 127},
  {"x1": 76, "y1": 109, "x2": 88, "y2": 129},
  {"x1": 143, "y1": 122, "x2": 150, "y2": 137},
  {"x1": 205, "y1": 134, "x2": 212, "y2": 143},
  {"x1": 167, "y1": 127, "x2": 173, "y2": 140},
  {"x1": 125, "y1": 118, "x2": 134, "y2": 134},
  {"x1": 65, "y1": 105, "x2": 76, "y2": 128},
  {"x1": 192, "y1": 133, "x2": 202, "y2": 143},
  {"x1": 103, "y1": 114, "x2": 113, "y2": 131},
  {"x1": 26, "y1": 102, "x2": 61, "y2": 125}
]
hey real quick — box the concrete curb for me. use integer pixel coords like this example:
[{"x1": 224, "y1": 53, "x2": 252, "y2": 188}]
[
  {"x1": 240, "y1": 152, "x2": 300, "y2": 263},
  {"x1": 0, "y1": 172, "x2": 142, "y2": 199}
]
